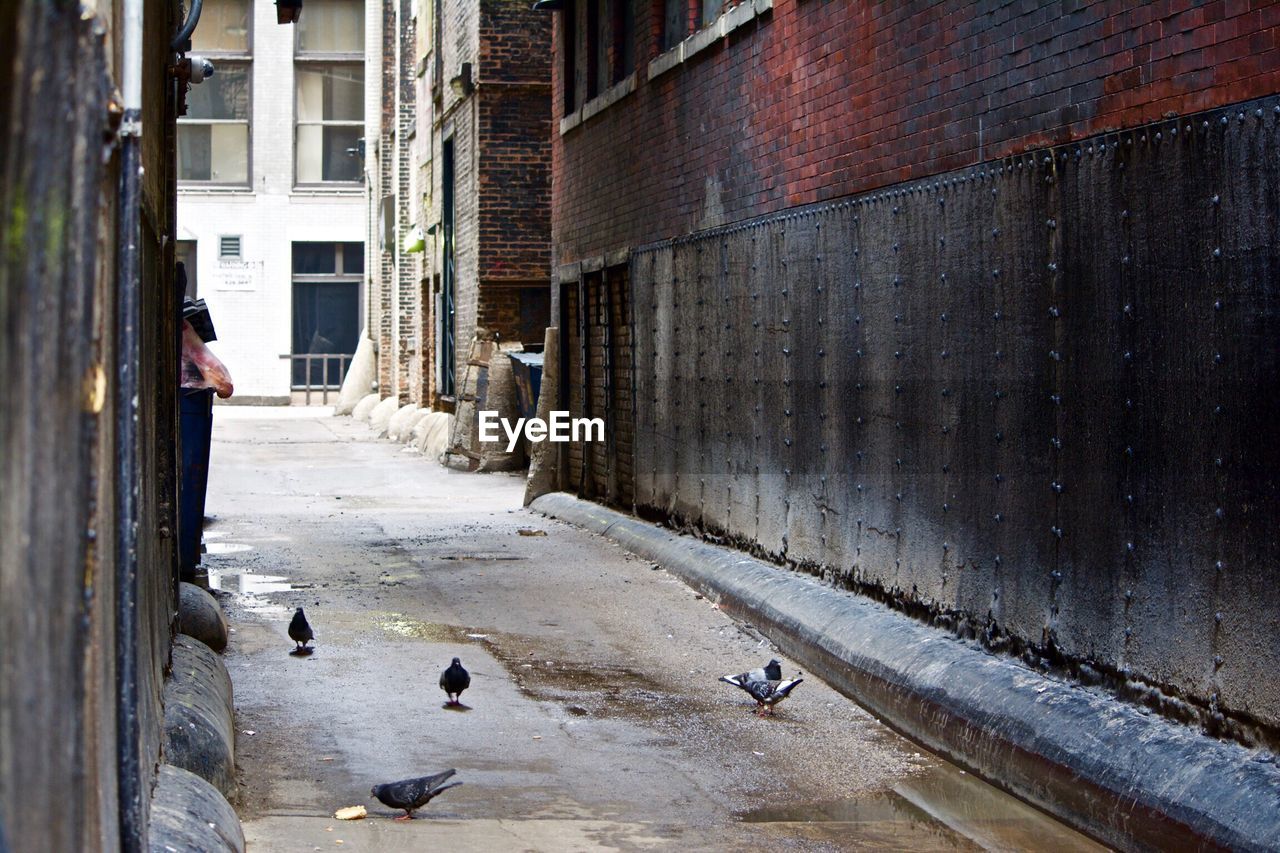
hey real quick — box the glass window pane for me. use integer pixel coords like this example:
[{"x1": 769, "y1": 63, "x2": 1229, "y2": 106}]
[
  {"x1": 192, "y1": 0, "x2": 250, "y2": 53},
  {"x1": 178, "y1": 124, "x2": 212, "y2": 180},
  {"x1": 292, "y1": 281, "x2": 360, "y2": 384},
  {"x1": 293, "y1": 243, "x2": 337, "y2": 274},
  {"x1": 186, "y1": 63, "x2": 249, "y2": 120},
  {"x1": 297, "y1": 125, "x2": 361, "y2": 183},
  {"x1": 209, "y1": 124, "x2": 249, "y2": 182},
  {"x1": 296, "y1": 65, "x2": 363, "y2": 122},
  {"x1": 322, "y1": 126, "x2": 363, "y2": 181},
  {"x1": 341, "y1": 242, "x2": 364, "y2": 274},
  {"x1": 297, "y1": 0, "x2": 365, "y2": 53}
]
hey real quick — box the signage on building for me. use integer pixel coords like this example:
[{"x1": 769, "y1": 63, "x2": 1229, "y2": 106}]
[{"x1": 212, "y1": 259, "x2": 261, "y2": 292}]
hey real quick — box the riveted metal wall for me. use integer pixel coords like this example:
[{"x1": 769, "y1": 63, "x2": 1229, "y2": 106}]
[{"x1": 630, "y1": 97, "x2": 1280, "y2": 744}]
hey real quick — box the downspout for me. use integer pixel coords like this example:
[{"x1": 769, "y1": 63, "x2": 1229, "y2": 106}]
[
  {"x1": 115, "y1": 0, "x2": 144, "y2": 848},
  {"x1": 170, "y1": 0, "x2": 203, "y2": 50}
]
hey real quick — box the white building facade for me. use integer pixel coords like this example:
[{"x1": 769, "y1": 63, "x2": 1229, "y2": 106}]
[{"x1": 178, "y1": 0, "x2": 375, "y2": 403}]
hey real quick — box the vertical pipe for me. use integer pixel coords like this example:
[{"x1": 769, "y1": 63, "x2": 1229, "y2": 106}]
[
  {"x1": 322, "y1": 357, "x2": 329, "y2": 405},
  {"x1": 115, "y1": 0, "x2": 144, "y2": 848}
]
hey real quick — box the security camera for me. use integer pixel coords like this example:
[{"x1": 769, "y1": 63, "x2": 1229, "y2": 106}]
[{"x1": 188, "y1": 56, "x2": 215, "y2": 84}]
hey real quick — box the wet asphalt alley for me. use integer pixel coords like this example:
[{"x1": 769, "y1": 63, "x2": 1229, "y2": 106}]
[{"x1": 203, "y1": 408, "x2": 1102, "y2": 852}]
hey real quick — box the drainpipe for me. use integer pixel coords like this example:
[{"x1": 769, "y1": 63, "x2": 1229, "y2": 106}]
[
  {"x1": 115, "y1": 0, "x2": 144, "y2": 848},
  {"x1": 170, "y1": 0, "x2": 203, "y2": 50}
]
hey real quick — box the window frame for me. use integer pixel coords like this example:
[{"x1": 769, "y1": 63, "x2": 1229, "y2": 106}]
[
  {"x1": 290, "y1": 241, "x2": 365, "y2": 386},
  {"x1": 293, "y1": 1, "x2": 366, "y2": 189},
  {"x1": 177, "y1": 0, "x2": 253, "y2": 188}
]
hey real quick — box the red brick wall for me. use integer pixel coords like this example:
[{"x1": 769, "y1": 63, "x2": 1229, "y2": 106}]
[
  {"x1": 478, "y1": 2, "x2": 553, "y2": 283},
  {"x1": 552, "y1": 0, "x2": 1280, "y2": 262}
]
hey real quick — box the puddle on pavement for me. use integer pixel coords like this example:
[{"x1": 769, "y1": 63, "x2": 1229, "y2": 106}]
[
  {"x1": 437, "y1": 553, "x2": 526, "y2": 562},
  {"x1": 372, "y1": 615, "x2": 670, "y2": 720},
  {"x1": 740, "y1": 759, "x2": 1105, "y2": 851},
  {"x1": 205, "y1": 542, "x2": 253, "y2": 555},
  {"x1": 207, "y1": 567, "x2": 295, "y2": 616},
  {"x1": 376, "y1": 615, "x2": 475, "y2": 643}
]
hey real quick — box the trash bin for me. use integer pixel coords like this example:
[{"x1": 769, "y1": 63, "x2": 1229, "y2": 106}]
[
  {"x1": 507, "y1": 352, "x2": 544, "y2": 421},
  {"x1": 179, "y1": 387, "x2": 215, "y2": 577}
]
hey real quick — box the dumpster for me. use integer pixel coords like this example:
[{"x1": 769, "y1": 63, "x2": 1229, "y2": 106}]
[
  {"x1": 507, "y1": 352, "x2": 544, "y2": 420},
  {"x1": 179, "y1": 387, "x2": 214, "y2": 577}
]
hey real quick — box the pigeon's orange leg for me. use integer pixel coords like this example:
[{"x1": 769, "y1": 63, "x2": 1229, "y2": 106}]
[{"x1": 394, "y1": 812, "x2": 414, "y2": 821}]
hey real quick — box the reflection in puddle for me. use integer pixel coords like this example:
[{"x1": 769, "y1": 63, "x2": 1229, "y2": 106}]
[
  {"x1": 740, "y1": 760, "x2": 1105, "y2": 851},
  {"x1": 205, "y1": 542, "x2": 253, "y2": 555},
  {"x1": 208, "y1": 567, "x2": 294, "y2": 616}
]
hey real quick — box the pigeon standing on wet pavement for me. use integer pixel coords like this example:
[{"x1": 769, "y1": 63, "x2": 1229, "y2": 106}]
[
  {"x1": 738, "y1": 676, "x2": 804, "y2": 716},
  {"x1": 288, "y1": 607, "x2": 314, "y2": 651},
  {"x1": 720, "y1": 659, "x2": 802, "y2": 715},
  {"x1": 440, "y1": 657, "x2": 470, "y2": 705},
  {"x1": 371, "y1": 769, "x2": 462, "y2": 820}
]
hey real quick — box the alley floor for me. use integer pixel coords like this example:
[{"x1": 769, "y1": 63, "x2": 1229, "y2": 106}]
[{"x1": 205, "y1": 408, "x2": 1103, "y2": 852}]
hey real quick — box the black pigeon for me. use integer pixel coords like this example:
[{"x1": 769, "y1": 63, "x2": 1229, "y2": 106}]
[
  {"x1": 288, "y1": 607, "x2": 314, "y2": 651},
  {"x1": 440, "y1": 657, "x2": 470, "y2": 705},
  {"x1": 739, "y1": 677, "x2": 804, "y2": 716},
  {"x1": 371, "y1": 769, "x2": 462, "y2": 820}
]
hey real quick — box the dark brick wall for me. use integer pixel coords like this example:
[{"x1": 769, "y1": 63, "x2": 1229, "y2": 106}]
[
  {"x1": 552, "y1": 0, "x2": 1280, "y2": 263},
  {"x1": 560, "y1": 265, "x2": 635, "y2": 507},
  {"x1": 477, "y1": 87, "x2": 553, "y2": 283},
  {"x1": 478, "y1": 0, "x2": 553, "y2": 329}
]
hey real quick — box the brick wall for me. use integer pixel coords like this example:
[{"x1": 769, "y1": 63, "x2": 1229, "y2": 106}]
[
  {"x1": 376, "y1": 0, "x2": 397, "y2": 393},
  {"x1": 395, "y1": 0, "x2": 419, "y2": 403},
  {"x1": 560, "y1": 265, "x2": 635, "y2": 506},
  {"x1": 478, "y1": 1, "x2": 553, "y2": 284},
  {"x1": 552, "y1": 0, "x2": 1280, "y2": 262}
]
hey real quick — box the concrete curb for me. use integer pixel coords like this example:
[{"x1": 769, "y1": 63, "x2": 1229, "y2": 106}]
[
  {"x1": 532, "y1": 493, "x2": 1280, "y2": 852},
  {"x1": 147, "y1": 764, "x2": 245, "y2": 853},
  {"x1": 163, "y1": 635, "x2": 236, "y2": 798}
]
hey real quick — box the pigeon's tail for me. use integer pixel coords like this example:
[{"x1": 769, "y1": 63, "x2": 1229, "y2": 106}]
[
  {"x1": 425, "y1": 768, "x2": 458, "y2": 788},
  {"x1": 774, "y1": 678, "x2": 803, "y2": 699},
  {"x1": 430, "y1": 781, "x2": 463, "y2": 797}
]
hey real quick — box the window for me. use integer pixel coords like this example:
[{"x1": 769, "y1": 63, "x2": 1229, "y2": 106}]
[
  {"x1": 587, "y1": 0, "x2": 603, "y2": 100},
  {"x1": 291, "y1": 242, "x2": 363, "y2": 386},
  {"x1": 176, "y1": 241, "x2": 198, "y2": 299},
  {"x1": 699, "y1": 0, "x2": 720, "y2": 28},
  {"x1": 561, "y1": 0, "x2": 577, "y2": 115},
  {"x1": 179, "y1": 0, "x2": 251, "y2": 184},
  {"x1": 662, "y1": 0, "x2": 686, "y2": 51},
  {"x1": 612, "y1": 0, "x2": 635, "y2": 83},
  {"x1": 295, "y1": 0, "x2": 365, "y2": 185}
]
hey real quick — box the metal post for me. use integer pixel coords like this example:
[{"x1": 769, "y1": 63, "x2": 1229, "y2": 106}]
[
  {"x1": 322, "y1": 356, "x2": 329, "y2": 405},
  {"x1": 305, "y1": 355, "x2": 312, "y2": 406},
  {"x1": 116, "y1": 0, "x2": 144, "y2": 847}
]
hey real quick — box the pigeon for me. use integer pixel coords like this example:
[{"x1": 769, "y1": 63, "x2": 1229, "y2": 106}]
[
  {"x1": 288, "y1": 607, "x2": 314, "y2": 651},
  {"x1": 720, "y1": 658, "x2": 782, "y2": 687},
  {"x1": 739, "y1": 677, "x2": 804, "y2": 716},
  {"x1": 370, "y1": 769, "x2": 462, "y2": 820},
  {"x1": 439, "y1": 657, "x2": 471, "y2": 705},
  {"x1": 720, "y1": 659, "x2": 802, "y2": 715}
]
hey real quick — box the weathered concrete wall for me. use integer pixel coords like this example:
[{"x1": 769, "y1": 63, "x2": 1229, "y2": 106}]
[{"x1": 626, "y1": 98, "x2": 1280, "y2": 745}]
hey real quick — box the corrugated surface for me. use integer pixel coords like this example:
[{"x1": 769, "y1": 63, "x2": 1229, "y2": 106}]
[{"x1": 627, "y1": 98, "x2": 1280, "y2": 742}]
